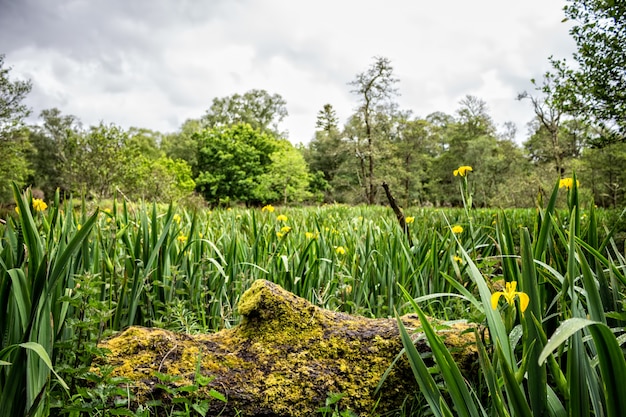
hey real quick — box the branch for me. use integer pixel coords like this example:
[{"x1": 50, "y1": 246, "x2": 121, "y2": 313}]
[{"x1": 381, "y1": 182, "x2": 412, "y2": 247}]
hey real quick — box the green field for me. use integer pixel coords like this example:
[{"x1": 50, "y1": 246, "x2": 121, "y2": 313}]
[{"x1": 1, "y1": 181, "x2": 625, "y2": 416}]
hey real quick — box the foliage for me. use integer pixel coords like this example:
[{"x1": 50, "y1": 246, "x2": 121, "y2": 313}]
[
  {"x1": 348, "y1": 56, "x2": 399, "y2": 204},
  {"x1": 161, "y1": 118, "x2": 203, "y2": 172},
  {"x1": 549, "y1": 0, "x2": 626, "y2": 145},
  {"x1": 26, "y1": 108, "x2": 82, "y2": 198},
  {"x1": 0, "y1": 171, "x2": 624, "y2": 415},
  {"x1": 201, "y1": 89, "x2": 288, "y2": 137},
  {"x1": 393, "y1": 176, "x2": 626, "y2": 417},
  {"x1": 253, "y1": 139, "x2": 311, "y2": 204},
  {"x1": 0, "y1": 54, "x2": 32, "y2": 203},
  {"x1": 125, "y1": 155, "x2": 196, "y2": 202},
  {"x1": 194, "y1": 123, "x2": 280, "y2": 205}
]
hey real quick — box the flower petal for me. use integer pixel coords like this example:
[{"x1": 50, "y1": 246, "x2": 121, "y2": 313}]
[
  {"x1": 517, "y1": 292, "x2": 530, "y2": 313},
  {"x1": 491, "y1": 292, "x2": 503, "y2": 310}
]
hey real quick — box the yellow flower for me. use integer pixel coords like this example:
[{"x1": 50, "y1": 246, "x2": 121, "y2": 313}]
[
  {"x1": 104, "y1": 208, "x2": 112, "y2": 214},
  {"x1": 276, "y1": 214, "x2": 288, "y2": 222},
  {"x1": 177, "y1": 233, "x2": 188, "y2": 243},
  {"x1": 453, "y1": 255, "x2": 463, "y2": 264},
  {"x1": 280, "y1": 226, "x2": 291, "y2": 233},
  {"x1": 451, "y1": 225, "x2": 463, "y2": 234},
  {"x1": 173, "y1": 214, "x2": 182, "y2": 224},
  {"x1": 453, "y1": 165, "x2": 473, "y2": 177},
  {"x1": 77, "y1": 224, "x2": 82, "y2": 231},
  {"x1": 305, "y1": 232, "x2": 317, "y2": 239},
  {"x1": 32, "y1": 198, "x2": 48, "y2": 211},
  {"x1": 14, "y1": 206, "x2": 19, "y2": 214},
  {"x1": 276, "y1": 231, "x2": 284, "y2": 238},
  {"x1": 335, "y1": 246, "x2": 346, "y2": 255},
  {"x1": 405, "y1": 216, "x2": 415, "y2": 224},
  {"x1": 491, "y1": 281, "x2": 529, "y2": 313},
  {"x1": 262, "y1": 204, "x2": 275, "y2": 213},
  {"x1": 344, "y1": 285, "x2": 352, "y2": 295},
  {"x1": 559, "y1": 177, "x2": 579, "y2": 190}
]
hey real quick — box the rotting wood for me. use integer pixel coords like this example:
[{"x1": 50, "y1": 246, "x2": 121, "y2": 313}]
[{"x1": 94, "y1": 279, "x2": 478, "y2": 416}]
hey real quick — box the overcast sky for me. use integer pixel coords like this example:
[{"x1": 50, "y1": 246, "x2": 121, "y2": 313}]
[{"x1": 0, "y1": 0, "x2": 576, "y2": 144}]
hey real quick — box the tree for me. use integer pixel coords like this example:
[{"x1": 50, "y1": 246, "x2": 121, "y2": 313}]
[
  {"x1": 394, "y1": 116, "x2": 437, "y2": 207},
  {"x1": 127, "y1": 127, "x2": 163, "y2": 160},
  {"x1": 518, "y1": 73, "x2": 571, "y2": 176},
  {"x1": 549, "y1": 0, "x2": 626, "y2": 145},
  {"x1": 194, "y1": 123, "x2": 279, "y2": 206},
  {"x1": 304, "y1": 104, "x2": 346, "y2": 201},
  {"x1": 523, "y1": 118, "x2": 584, "y2": 174},
  {"x1": 0, "y1": 54, "x2": 32, "y2": 202},
  {"x1": 124, "y1": 155, "x2": 196, "y2": 202},
  {"x1": 27, "y1": 108, "x2": 82, "y2": 198},
  {"x1": 201, "y1": 89, "x2": 288, "y2": 136},
  {"x1": 65, "y1": 123, "x2": 137, "y2": 199},
  {"x1": 349, "y1": 56, "x2": 399, "y2": 204},
  {"x1": 578, "y1": 139, "x2": 626, "y2": 207},
  {"x1": 161, "y1": 118, "x2": 203, "y2": 174},
  {"x1": 254, "y1": 140, "x2": 311, "y2": 204},
  {"x1": 429, "y1": 96, "x2": 497, "y2": 206}
]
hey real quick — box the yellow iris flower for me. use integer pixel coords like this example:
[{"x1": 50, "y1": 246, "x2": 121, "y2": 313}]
[
  {"x1": 32, "y1": 198, "x2": 48, "y2": 211},
  {"x1": 453, "y1": 166, "x2": 473, "y2": 177},
  {"x1": 405, "y1": 216, "x2": 415, "y2": 224},
  {"x1": 276, "y1": 214, "x2": 288, "y2": 222},
  {"x1": 262, "y1": 204, "x2": 275, "y2": 212},
  {"x1": 559, "y1": 178, "x2": 579, "y2": 190},
  {"x1": 451, "y1": 225, "x2": 463, "y2": 234},
  {"x1": 491, "y1": 281, "x2": 529, "y2": 313}
]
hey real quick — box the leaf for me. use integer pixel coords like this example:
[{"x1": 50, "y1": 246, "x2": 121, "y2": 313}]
[
  {"x1": 19, "y1": 342, "x2": 69, "y2": 390},
  {"x1": 538, "y1": 318, "x2": 594, "y2": 365}
]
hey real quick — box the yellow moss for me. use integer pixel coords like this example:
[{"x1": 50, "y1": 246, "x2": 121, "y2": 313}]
[{"x1": 95, "y1": 280, "x2": 478, "y2": 416}]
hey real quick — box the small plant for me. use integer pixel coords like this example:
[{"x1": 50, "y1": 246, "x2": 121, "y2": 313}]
[{"x1": 317, "y1": 392, "x2": 358, "y2": 417}]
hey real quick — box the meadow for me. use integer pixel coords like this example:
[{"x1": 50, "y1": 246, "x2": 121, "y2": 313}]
[{"x1": 1, "y1": 179, "x2": 625, "y2": 416}]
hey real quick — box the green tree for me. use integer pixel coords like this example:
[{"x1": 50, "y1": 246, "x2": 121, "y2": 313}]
[
  {"x1": 254, "y1": 140, "x2": 311, "y2": 204},
  {"x1": 304, "y1": 104, "x2": 346, "y2": 201},
  {"x1": 349, "y1": 56, "x2": 399, "y2": 204},
  {"x1": 127, "y1": 127, "x2": 163, "y2": 160},
  {"x1": 194, "y1": 123, "x2": 279, "y2": 205},
  {"x1": 549, "y1": 0, "x2": 626, "y2": 145},
  {"x1": 394, "y1": 116, "x2": 438, "y2": 207},
  {"x1": 523, "y1": 118, "x2": 584, "y2": 176},
  {"x1": 125, "y1": 155, "x2": 196, "y2": 202},
  {"x1": 27, "y1": 108, "x2": 82, "y2": 198},
  {"x1": 578, "y1": 141, "x2": 626, "y2": 207},
  {"x1": 0, "y1": 54, "x2": 32, "y2": 202},
  {"x1": 201, "y1": 89, "x2": 288, "y2": 136},
  {"x1": 430, "y1": 96, "x2": 497, "y2": 206},
  {"x1": 518, "y1": 73, "x2": 572, "y2": 176},
  {"x1": 161, "y1": 118, "x2": 203, "y2": 173},
  {"x1": 66, "y1": 123, "x2": 135, "y2": 199}
]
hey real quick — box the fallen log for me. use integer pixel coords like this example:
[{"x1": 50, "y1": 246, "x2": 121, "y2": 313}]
[{"x1": 93, "y1": 279, "x2": 478, "y2": 416}]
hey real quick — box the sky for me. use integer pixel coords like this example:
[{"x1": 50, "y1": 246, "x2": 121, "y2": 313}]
[{"x1": 0, "y1": 0, "x2": 576, "y2": 145}]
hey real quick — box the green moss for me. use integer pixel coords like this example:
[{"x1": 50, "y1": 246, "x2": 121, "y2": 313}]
[{"x1": 95, "y1": 280, "x2": 478, "y2": 416}]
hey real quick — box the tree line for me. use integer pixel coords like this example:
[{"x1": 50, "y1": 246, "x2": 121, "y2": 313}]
[{"x1": 1, "y1": 0, "x2": 624, "y2": 208}]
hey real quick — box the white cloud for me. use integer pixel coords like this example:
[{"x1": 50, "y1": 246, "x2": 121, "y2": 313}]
[{"x1": 0, "y1": 0, "x2": 576, "y2": 144}]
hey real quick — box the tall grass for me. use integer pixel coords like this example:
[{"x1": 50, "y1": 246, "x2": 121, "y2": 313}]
[
  {"x1": 396, "y1": 177, "x2": 626, "y2": 417},
  {"x1": 0, "y1": 179, "x2": 623, "y2": 416}
]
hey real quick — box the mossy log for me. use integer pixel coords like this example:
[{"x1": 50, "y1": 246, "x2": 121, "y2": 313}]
[{"x1": 94, "y1": 280, "x2": 478, "y2": 416}]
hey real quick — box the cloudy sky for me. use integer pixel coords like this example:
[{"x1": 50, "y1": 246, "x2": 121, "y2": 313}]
[{"x1": 0, "y1": 0, "x2": 576, "y2": 144}]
